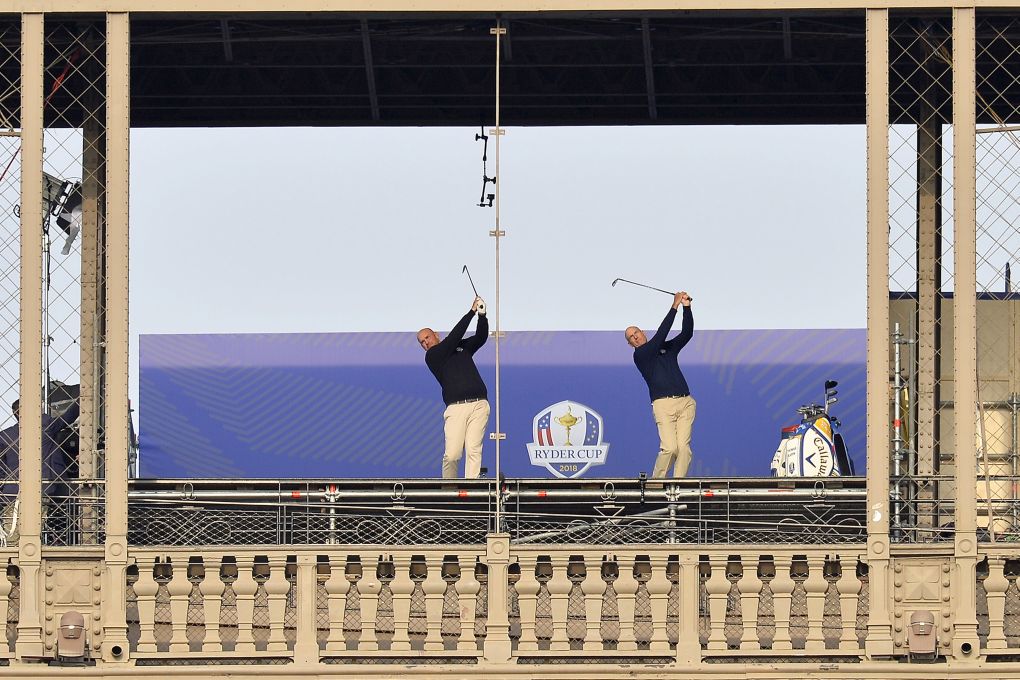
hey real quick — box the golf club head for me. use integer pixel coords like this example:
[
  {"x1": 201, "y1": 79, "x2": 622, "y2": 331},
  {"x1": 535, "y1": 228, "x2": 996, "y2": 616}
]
[
  {"x1": 462, "y1": 265, "x2": 468, "y2": 274},
  {"x1": 611, "y1": 278, "x2": 621, "y2": 287}
]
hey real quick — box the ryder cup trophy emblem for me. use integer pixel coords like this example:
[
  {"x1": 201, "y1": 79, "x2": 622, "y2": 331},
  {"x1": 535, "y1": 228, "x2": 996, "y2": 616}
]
[{"x1": 527, "y1": 400, "x2": 610, "y2": 479}]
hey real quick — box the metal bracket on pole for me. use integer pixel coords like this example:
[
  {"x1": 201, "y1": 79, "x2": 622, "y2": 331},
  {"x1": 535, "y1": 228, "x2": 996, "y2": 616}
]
[
  {"x1": 489, "y1": 331, "x2": 507, "y2": 339},
  {"x1": 490, "y1": 27, "x2": 507, "y2": 36},
  {"x1": 489, "y1": 432, "x2": 507, "y2": 441},
  {"x1": 488, "y1": 128, "x2": 506, "y2": 136},
  {"x1": 489, "y1": 229, "x2": 505, "y2": 237}
]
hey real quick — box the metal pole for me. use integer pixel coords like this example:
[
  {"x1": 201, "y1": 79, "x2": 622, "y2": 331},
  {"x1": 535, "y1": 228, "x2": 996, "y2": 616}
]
[
  {"x1": 892, "y1": 323, "x2": 903, "y2": 536},
  {"x1": 489, "y1": 20, "x2": 507, "y2": 533},
  {"x1": 1011, "y1": 392, "x2": 1019, "y2": 529}
]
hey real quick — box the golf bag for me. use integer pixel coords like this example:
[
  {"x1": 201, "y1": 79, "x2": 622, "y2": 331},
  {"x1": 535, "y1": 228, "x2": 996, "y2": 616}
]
[{"x1": 771, "y1": 380, "x2": 855, "y2": 477}]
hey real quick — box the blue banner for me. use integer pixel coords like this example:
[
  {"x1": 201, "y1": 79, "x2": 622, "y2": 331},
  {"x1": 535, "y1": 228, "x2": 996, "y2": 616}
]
[{"x1": 138, "y1": 328, "x2": 865, "y2": 479}]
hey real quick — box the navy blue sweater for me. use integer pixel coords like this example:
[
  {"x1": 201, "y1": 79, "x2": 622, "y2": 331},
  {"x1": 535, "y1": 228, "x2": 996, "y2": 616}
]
[
  {"x1": 633, "y1": 306, "x2": 694, "y2": 402},
  {"x1": 425, "y1": 310, "x2": 488, "y2": 405}
]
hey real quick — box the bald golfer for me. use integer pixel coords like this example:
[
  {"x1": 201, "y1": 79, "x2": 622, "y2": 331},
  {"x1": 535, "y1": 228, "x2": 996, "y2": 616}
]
[
  {"x1": 626, "y1": 291, "x2": 695, "y2": 478},
  {"x1": 418, "y1": 297, "x2": 490, "y2": 478}
]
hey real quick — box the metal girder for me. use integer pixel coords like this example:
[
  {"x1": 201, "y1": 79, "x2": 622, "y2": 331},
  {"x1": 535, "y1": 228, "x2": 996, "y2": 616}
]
[{"x1": 360, "y1": 19, "x2": 380, "y2": 121}]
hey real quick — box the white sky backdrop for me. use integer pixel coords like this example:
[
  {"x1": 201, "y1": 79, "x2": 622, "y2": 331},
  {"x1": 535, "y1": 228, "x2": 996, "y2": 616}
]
[{"x1": 129, "y1": 125, "x2": 866, "y2": 403}]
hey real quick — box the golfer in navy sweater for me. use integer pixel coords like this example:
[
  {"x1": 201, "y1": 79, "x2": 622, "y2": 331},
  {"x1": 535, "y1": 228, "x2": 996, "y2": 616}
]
[
  {"x1": 626, "y1": 291, "x2": 695, "y2": 477},
  {"x1": 418, "y1": 297, "x2": 489, "y2": 478}
]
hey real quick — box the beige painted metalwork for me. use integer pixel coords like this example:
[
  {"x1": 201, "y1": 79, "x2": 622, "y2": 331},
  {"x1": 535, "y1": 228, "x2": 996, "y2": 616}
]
[
  {"x1": 864, "y1": 6, "x2": 892, "y2": 660},
  {"x1": 2, "y1": 0, "x2": 1020, "y2": 11},
  {"x1": 15, "y1": 11, "x2": 43, "y2": 661},
  {"x1": 1, "y1": 2, "x2": 1018, "y2": 678},
  {"x1": 101, "y1": 10, "x2": 131, "y2": 663},
  {"x1": 952, "y1": 6, "x2": 980, "y2": 661}
]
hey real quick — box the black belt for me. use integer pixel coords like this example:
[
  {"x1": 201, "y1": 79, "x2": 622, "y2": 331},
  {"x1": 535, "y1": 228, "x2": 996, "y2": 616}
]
[{"x1": 449, "y1": 398, "x2": 484, "y2": 405}]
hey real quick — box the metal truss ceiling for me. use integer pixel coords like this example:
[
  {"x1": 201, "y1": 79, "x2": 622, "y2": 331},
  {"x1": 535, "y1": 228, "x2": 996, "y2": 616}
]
[
  {"x1": 1, "y1": 13, "x2": 1018, "y2": 126},
  {"x1": 0, "y1": 12, "x2": 870, "y2": 127}
]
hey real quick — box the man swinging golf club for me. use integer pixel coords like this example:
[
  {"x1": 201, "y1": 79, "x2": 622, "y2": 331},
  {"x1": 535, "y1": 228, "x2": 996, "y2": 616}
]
[
  {"x1": 625, "y1": 290, "x2": 695, "y2": 478},
  {"x1": 417, "y1": 295, "x2": 489, "y2": 479}
]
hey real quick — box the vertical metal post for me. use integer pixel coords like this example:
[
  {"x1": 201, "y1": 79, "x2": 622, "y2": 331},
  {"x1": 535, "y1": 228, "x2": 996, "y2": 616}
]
[
  {"x1": 951, "y1": 5, "x2": 980, "y2": 660},
  {"x1": 864, "y1": 7, "x2": 894, "y2": 658},
  {"x1": 101, "y1": 10, "x2": 130, "y2": 662},
  {"x1": 15, "y1": 10, "x2": 45, "y2": 659},
  {"x1": 79, "y1": 99, "x2": 105, "y2": 546},
  {"x1": 892, "y1": 323, "x2": 904, "y2": 534},
  {"x1": 489, "y1": 21, "x2": 506, "y2": 532},
  {"x1": 915, "y1": 99, "x2": 942, "y2": 532}
]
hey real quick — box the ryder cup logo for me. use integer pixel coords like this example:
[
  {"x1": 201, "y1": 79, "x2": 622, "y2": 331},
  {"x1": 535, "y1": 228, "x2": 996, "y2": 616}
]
[{"x1": 526, "y1": 400, "x2": 610, "y2": 479}]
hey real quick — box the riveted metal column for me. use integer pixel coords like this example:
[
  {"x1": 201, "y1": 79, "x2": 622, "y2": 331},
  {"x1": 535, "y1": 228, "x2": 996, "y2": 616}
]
[
  {"x1": 951, "y1": 5, "x2": 980, "y2": 661},
  {"x1": 101, "y1": 10, "x2": 130, "y2": 662},
  {"x1": 15, "y1": 10, "x2": 45, "y2": 659},
  {"x1": 79, "y1": 98, "x2": 105, "y2": 545},
  {"x1": 865, "y1": 7, "x2": 894, "y2": 658}
]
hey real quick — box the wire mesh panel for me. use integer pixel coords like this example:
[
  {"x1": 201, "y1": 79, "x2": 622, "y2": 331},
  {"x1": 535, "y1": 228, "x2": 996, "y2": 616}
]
[
  {"x1": 888, "y1": 14, "x2": 957, "y2": 543},
  {"x1": 0, "y1": 21, "x2": 20, "y2": 550},
  {"x1": 36, "y1": 20, "x2": 110, "y2": 547},
  {"x1": 974, "y1": 13, "x2": 1020, "y2": 540}
]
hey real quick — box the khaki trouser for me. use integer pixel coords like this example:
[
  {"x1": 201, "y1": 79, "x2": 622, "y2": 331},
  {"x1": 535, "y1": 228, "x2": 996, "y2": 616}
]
[
  {"x1": 442, "y1": 399, "x2": 490, "y2": 479},
  {"x1": 651, "y1": 396, "x2": 696, "y2": 478}
]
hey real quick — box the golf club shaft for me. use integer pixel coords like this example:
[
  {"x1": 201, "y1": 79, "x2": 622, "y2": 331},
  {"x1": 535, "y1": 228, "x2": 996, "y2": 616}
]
[
  {"x1": 614, "y1": 278, "x2": 673, "y2": 296},
  {"x1": 612, "y1": 278, "x2": 693, "y2": 302},
  {"x1": 463, "y1": 266, "x2": 480, "y2": 297}
]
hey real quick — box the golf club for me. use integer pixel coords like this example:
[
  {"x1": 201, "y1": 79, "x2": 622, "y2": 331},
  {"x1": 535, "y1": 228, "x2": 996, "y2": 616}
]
[
  {"x1": 463, "y1": 265, "x2": 486, "y2": 313},
  {"x1": 462, "y1": 265, "x2": 479, "y2": 297},
  {"x1": 611, "y1": 278, "x2": 693, "y2": 302}
]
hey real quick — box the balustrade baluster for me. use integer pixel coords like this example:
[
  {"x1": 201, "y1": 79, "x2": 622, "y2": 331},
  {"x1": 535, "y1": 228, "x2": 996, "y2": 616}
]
[
  {"x1": 359, "y1": 556, "x2": 382, "y2": 651},
  {"x1": 389, "y1": 555, "x2": 414, "y2": 651},
  {"x1": 456, "y1": 557, "x2": 481, "y2": 652},
  {"x1": 515, "y1": 555, "x2": 541, "y2": 652},
  {"x1": 0, "y1": 565, "x2": 10, "y2": 656},
  {"x1": 836, "y1": 557, "x2": 862, "y2": 651},
  {"x1": 647, "y1": 555, "x2": 672, "y2": 652},
  {"x1": 804, "y1": 555, "x2": 828, "y2": 651},
  {"x1": 199, "y1": 558, "x2": 225, "y2": 653},
  {"x1": 233, "y1": 557, "x2": 259, "y2": 654},
  {"x1": 986, "y1": 557, "x2": 1009, "y2": 650},
  {"x1": 737, "y1": 555, "x2": 762, "y2": 651},
  {"x1": 547, "y1": 555, "x2": 571, "y2": 651},
  {"x1": 265, "y1": 557, "x2": 290, "y2": 652},
  {"x1": 771, "y1": 556, "x2": 795, "y2": 651},
  {"x1": 706, "y1": 555, "x2": 730, "y2": 651},
  {"x1": 134, "y1": 559, "x2": 159, "y2": 654},
  {"x1": 167, "y1": 558, "x2": 192, "y2": 653},
  {"x1": 423, "y1": 555, "x2": 447, "y2": 651},
  {"x1": 581, "y1": 555, "x2": 607, "y2": 652},
  {"x1": 323, "y1": 556, "x2": 350, "y2": 652},
  {"x1": 616, "y1": 555, "x2": 640, "y2": 652}
]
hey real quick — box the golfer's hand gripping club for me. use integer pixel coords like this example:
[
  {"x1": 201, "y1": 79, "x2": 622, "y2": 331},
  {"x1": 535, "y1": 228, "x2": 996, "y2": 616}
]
[{"x1": 472, "y1": 296, "x2": 486, "y2": 315}]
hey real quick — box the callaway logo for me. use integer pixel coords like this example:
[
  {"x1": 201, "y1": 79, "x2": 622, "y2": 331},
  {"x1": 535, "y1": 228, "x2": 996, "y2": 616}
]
[{"x1": 526, "y1": 400, "x2": 610, "y2": 479}]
